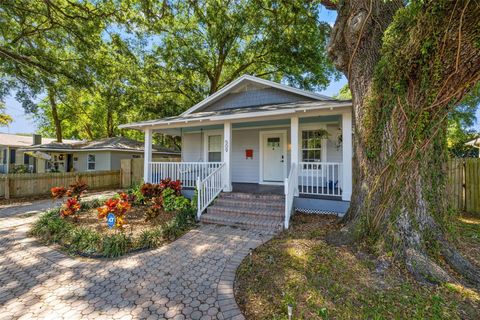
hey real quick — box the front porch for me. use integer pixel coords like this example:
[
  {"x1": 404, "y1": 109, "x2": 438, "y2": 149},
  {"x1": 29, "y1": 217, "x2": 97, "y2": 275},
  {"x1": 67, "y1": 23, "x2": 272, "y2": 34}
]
[{"x1": 141, "y1": 111, "x2": 352, "y2": 229}]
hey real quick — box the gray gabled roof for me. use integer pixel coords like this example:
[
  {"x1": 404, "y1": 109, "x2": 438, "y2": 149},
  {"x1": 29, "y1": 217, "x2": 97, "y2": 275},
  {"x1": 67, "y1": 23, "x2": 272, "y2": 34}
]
[
  {"x1": 21, "y1": 137, "x2": 180, "y2": 154},
  {"x1": 180, "y1": 74, "x2": 334, "y2": 116},
  {"x1": 119, "y1": 100, "x2": 352, "y2": 130}
]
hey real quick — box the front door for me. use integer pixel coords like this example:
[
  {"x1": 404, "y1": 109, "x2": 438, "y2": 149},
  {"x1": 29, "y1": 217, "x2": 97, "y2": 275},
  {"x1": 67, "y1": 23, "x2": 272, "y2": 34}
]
[{"x1": 261, "y1": 131, "x2": 286, "y2": 183}]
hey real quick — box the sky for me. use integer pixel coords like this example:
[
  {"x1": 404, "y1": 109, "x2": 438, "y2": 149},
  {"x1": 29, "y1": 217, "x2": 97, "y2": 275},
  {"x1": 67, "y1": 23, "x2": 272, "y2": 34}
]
[{"x1": 1, "y1": 6, "x2": 479, "y2": 135}]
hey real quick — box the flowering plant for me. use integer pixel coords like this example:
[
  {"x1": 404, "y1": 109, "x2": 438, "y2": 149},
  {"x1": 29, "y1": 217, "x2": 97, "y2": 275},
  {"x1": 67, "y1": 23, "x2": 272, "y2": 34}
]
[
  {"x1": 97, "y1": 193, "x2": 132, "y2": 229},
  {"x1": 60, "y1": 197, "x2": 81, "y2": 217}
]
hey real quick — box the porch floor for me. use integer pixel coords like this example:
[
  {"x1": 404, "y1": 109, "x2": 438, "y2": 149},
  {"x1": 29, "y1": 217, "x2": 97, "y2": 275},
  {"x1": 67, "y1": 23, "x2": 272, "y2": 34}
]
[{"x1": 232, "y1": 183, "x2": 284, "y2": 195}]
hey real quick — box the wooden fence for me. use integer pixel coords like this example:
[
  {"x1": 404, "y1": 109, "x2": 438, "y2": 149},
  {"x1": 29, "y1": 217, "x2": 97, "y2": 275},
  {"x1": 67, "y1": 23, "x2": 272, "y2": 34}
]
[
  {"x1": 0, "y1": 170, "x2": 121, "y2": 199},
  {"x1": 448, "y1": 158, "x2": 480, "y2": 214},
  {"x1": 120, "y1": 157, "x2": 180, "y2": 188}
]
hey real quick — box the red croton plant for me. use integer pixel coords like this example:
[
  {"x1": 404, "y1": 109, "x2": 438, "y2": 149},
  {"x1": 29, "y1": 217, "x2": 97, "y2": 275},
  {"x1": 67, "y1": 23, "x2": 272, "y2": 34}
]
[
  {"x1": 51, "y1": 180, "x2": 88, "y2": 218},
  {"x1": 97, "y1": 192, "x2": 132, "y2": 229}
]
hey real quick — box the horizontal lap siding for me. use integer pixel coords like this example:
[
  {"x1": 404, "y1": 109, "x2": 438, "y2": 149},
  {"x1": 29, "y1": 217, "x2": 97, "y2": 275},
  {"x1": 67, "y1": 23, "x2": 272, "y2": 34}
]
[
  {"x1": 182, "y1": 133, "x2": 203, "y2": 162},
  {"x1": 326, "y1": 124, "x2": 342, "y2": 162},
  {"x1": 232, "y1": 130, "x2": 260, "y2": 183}
]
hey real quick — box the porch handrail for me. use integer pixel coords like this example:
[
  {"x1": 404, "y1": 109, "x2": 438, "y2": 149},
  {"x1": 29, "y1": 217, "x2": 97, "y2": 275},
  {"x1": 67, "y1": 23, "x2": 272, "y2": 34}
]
[
  {"x1": 149, "y1": 162, "x2": 222, "y2": 187},
  {"x1": 298, "y1": 162, "x2": 343, "y2": 196},
  {"x1": 284, "y1": 163, "x2": 297, "y2": 229},
  {"x1": 196, "y1": 163, "x2": 226, "y2": 220}
]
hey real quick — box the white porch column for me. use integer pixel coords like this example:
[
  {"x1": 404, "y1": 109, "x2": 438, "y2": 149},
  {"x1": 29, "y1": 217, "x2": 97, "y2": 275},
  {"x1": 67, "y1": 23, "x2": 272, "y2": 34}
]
[
  {"x1": 342, "y1": 112, "x2": 353, "y2": 201},
  {"x1": 290, "y1": 116, "x2": 299, "y2": 196},
  {"x1": 143, "y1": 128, "x2": 153, "y2": 183},
  {"x1": 223, "y1": 121, "x2": 232, "y2": 192}
]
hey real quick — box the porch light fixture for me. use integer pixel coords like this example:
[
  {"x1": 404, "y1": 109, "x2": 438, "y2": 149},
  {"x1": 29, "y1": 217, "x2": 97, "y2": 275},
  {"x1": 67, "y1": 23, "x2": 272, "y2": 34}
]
[{"x1": 287, "y1": 304, "x2": 293, "y2": 320}]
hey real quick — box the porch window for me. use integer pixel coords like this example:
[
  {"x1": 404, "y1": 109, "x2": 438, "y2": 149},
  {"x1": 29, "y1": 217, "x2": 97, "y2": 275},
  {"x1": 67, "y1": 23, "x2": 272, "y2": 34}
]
[
  {"x1": 301, "y1": 130, "x2": 323, "y2": 162},
  {"x1": 207, "y1": 135, "x2": 222, "y2": 162},
  {"x1": 87, "y1": 154, "x2": 96, "y2": 170}
]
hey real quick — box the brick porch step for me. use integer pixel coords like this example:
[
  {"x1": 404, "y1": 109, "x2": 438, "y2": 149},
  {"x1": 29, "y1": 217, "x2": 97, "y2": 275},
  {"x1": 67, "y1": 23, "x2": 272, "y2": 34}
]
[
  {"x1": 213, "y1": 197, "x2": 285, "y2": 212},
  {"x1": 200, "y1": 192, "x2": 285, "y2": 232}
]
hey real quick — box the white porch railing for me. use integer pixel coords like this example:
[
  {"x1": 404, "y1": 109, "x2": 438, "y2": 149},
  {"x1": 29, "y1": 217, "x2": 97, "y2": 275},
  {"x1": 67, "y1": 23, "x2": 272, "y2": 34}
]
[
  {"x1": 149, "y1": 162, "x2": 223, "y2": 187},
  {"x1": 284, "y1": 163, "x2": 298, "y2": 229},
  {"x1": 196, "y1": 163, "x2": 226, "y2": 220},
  {"x1": 298, "y1": 162, "x2": 342, "y2": 196}
]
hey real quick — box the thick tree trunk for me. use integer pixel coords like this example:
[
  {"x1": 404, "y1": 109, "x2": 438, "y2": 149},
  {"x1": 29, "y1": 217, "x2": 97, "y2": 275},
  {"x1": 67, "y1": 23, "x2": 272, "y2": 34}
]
[
  {"x1": 324, "y1": 0, "x2": 480, "y2": 286},
  {"x1": 48, "y1": 87, "x2": 63, "y2": 143}
]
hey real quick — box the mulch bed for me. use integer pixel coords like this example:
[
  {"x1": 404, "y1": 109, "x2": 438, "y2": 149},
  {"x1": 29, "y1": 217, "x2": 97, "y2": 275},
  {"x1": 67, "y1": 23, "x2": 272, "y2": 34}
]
[{"x1": 72, "y1": 205, "x2": 176, "y2": 238}]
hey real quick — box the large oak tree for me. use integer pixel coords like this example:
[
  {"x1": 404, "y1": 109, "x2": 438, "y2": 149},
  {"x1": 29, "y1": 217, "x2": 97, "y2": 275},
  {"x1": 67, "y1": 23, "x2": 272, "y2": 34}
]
[{"x1": 322, "y1": 0, "x2": 480, "y2": 285}]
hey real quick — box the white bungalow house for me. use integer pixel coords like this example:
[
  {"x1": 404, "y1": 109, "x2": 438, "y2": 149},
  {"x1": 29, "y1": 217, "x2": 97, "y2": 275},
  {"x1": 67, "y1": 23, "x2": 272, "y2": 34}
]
[{"x1": 120, "y1": 75, "x2": 352, "y2": 230}]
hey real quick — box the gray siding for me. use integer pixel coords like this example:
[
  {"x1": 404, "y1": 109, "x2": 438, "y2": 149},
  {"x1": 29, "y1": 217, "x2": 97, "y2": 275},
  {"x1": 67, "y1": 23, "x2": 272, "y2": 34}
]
[
  {"x1": 231, "y1": 129, "x2": 259, "y2": 183},
  {"x1": 74, "y1": 151, "x2": 110, "y2": 172},
  {"x1": 181, "y1": 124, "x2": 342, "y2": 183},
  {"x1": 202, "y1": 87, "x2": 314, "y2": 112},
  {"x1": 326, "y1": 124, "x2": 342, "y2": 162},
  {"x1": 182, "y1": 133, "x2": 203, "y2": 162}
]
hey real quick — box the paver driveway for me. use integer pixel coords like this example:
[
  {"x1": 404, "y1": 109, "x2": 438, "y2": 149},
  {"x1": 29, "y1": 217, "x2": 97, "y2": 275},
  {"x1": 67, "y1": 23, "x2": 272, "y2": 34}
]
[{"x1": 0, "y1": 194, "x2": 274, "y2": 320}]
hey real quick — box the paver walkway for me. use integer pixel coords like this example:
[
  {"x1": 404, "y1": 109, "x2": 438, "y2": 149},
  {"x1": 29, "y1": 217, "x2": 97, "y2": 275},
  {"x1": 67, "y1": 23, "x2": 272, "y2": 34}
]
[{"x1": 0, "y1": 193, "x2": 274, "y2": 320}]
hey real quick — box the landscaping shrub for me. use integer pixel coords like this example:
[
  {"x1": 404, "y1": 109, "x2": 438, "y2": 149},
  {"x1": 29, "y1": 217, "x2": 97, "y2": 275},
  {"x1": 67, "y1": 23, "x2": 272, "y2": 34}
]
[
  {"x1": 137, "y1": 228, "x2": 163, "y2": 249},
  {"x1": 161, "y1": 208, "x2": 196, "y2": 240},
  {"x1": 31, "y1": 193, "x2": 197, "y2": 259},
  {"x1": 140, "y1": 183, "x2": 163, "y2": 199},
  {"x1": 30, "y1": 208, "x2": 73, "y2": 244},
  {"x1": 101, "y1": 233, "x2": 131, "y2": 258},
  {"x1": 162, "y1": 188, "x2": 176, "y2": 212},
  {"x1": 68, "y1": 228, "x2": 101, "y2": 254},
  {"x1": 127, "y1": 183, "x2": 145, "y2": 205},
  {"x1": 145, "y1": 197, "x2": 162, "y2": 222}
]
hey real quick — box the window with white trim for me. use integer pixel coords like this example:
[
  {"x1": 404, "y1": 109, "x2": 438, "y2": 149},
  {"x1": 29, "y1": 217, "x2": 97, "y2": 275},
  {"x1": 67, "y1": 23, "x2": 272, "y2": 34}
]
[
  {"x1": 301, "y1": 130, "x2": 323, "y2": 162},
  {"x1": 207, "y1": 135, "x2": 222, "y2": 162},
  {"x1": 87, "y1": 154, "x2": 96, "y2": 170}
]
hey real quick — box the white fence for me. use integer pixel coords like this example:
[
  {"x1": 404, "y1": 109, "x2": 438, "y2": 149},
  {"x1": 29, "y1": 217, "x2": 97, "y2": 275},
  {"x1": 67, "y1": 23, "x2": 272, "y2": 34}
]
[
  {"x1": 196, "y1": 163, "x2": 226, "y2": 219},
  {"x1": 284, "y1": 163, "x2": 298, "y2": 229},
  {"x1": 298, "y1": 162, "x2": 342, "y2": 197},
  {"x1": 149, "y1": 162, "x2": 223, "y2": 188}
]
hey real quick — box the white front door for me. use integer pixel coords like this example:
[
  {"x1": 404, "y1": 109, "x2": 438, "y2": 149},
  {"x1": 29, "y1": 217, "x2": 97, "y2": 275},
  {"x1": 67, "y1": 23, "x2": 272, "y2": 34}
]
[{"x1": 261, "y1": 131, "x2": 287, "y2": 183}]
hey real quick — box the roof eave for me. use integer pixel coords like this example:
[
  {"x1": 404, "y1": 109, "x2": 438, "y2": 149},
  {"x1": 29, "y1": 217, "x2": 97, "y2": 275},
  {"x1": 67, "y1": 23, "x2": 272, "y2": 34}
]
[{"x1": 120, "y1": 101, "x2": 352, "y2": 130}]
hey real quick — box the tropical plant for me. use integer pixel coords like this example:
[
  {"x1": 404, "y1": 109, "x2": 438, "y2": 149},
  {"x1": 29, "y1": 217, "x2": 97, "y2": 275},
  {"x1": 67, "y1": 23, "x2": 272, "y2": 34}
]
[
  {"x1": 97, "y1": 193, "x2": 132, "y2": 229},
  {"x1": 59, "y1": 197, "x2": 81, "y2": 218}
]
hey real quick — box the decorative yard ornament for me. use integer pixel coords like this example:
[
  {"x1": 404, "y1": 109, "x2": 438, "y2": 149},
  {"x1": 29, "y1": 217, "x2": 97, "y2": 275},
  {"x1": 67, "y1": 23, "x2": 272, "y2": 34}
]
[{"x1": 107, "y1": 212, "x2": 116, "y2": 229}]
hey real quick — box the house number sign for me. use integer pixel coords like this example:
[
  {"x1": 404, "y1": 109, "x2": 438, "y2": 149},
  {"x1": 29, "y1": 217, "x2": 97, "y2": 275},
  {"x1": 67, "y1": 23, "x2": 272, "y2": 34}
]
[
  {"x1": 224, "y1": 140, "x2": 229, "y2": 153},
  {"x1": 107, "y1": 213, "x2": 116, "y2": 229}
]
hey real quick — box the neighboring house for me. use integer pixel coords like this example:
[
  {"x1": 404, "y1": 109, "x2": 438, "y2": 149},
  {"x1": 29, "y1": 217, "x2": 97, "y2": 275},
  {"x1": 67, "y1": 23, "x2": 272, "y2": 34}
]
[
  {"x1": 21, "y1": 137, "x2": 180, "y2": 173},
  {"x1": 0, "y1": 133, "x2": 78, "y2": 174},
  {"x1": 465, "y1": 137, "x2": 480, "y2": 157},
  {"x1": 120, "y1": 75, "x2": 353, "y2": 229}
]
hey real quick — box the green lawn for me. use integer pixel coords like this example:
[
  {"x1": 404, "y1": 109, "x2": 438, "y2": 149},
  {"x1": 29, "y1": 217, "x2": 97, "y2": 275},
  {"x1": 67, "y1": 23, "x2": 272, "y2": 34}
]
[{"x1": 235, "y1": 214, "x2": 480, "y2": 319}]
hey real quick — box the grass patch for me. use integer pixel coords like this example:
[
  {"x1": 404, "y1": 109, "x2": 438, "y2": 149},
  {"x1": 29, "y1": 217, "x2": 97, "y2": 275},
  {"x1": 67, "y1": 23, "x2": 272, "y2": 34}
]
[
  {"x1": 235, "y1": 214, "x2": 480, "y2": 319},
  {"x1": 29, "y1": 199, "x2": 196, "y2": 258}
]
